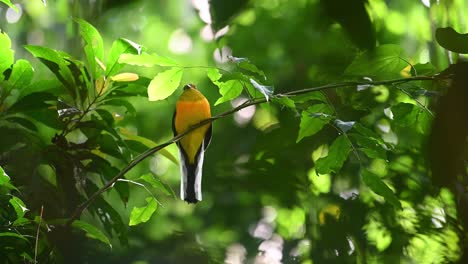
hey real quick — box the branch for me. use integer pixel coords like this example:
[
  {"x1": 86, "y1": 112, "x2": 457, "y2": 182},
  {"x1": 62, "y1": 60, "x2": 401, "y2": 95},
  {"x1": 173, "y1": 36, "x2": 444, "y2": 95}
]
[{"x1": 65, "y1": 75, "x2": 437, "y2": 225}]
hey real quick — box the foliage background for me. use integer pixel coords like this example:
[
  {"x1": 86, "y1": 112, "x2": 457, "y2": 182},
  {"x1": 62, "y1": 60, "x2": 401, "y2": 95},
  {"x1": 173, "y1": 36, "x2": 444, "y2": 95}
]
[{"x1": 0, "y1": 0, "x2": 467, "y2": 263}]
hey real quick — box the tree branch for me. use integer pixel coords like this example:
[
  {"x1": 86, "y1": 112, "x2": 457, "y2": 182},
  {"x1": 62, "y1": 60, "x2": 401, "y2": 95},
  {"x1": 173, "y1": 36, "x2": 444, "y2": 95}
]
[{"x1": 65, "y1": 75, "x2": 437, "y2": 225}]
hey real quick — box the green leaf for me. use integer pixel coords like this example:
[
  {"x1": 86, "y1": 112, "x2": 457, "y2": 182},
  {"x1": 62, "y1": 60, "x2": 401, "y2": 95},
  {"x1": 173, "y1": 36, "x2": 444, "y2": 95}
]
[
  {"x1": 435, "y1": 27, "x2": 468, "y2": 54},
  {"x1": 250, "y1": 79, "x2": 273, "y2": 101},
  {"x1": 272, "y1": 96, "x2": 296, "y2": 109},
  {"x1": 72, "y1": 220, "x2": 112, "y2": 248},
  {"x1": 129, "y1": 197, "x2": 158, "y2": 226},
  {"x1": 361, "y1": 169, "x2": 401, "y2": 209},
  {"x1": 147, "y1": 68, "x2": 183, "y2": 101},
  {"x1": 345, "y1": 44, "x2": 408, "y2": 79},
  {"x1": 0, "y1": 32, "x2": 14, "y2": 79},
  {"x1": 0, "y1": 0, "x2": 18, "y2": 12},
  {"x1": 106, "y1": 38, "x2": 141, "y2": 77},
  {"x1": 206, "y1": 68, "x2": 222, "y2": 82},
  {"x1": 349, "y1": 133, "x2": 387, "y2": 160},
  {"x1": 76, "y1": 18, "x2": 104, "y2": 77},
  {"x1": 139, "y1": 173, "x2": 175, "y2": 198},
  {"x1": 9, "y1": 196, "x2": 28, "y2": 219},
  {"x1": 391, "y1": 103, "x2": 419, "y2": 127},
  {"x1": 214, "y1": 80, "x2": 243, "y2": 105},
  {"x1": 297, "y1": 103, "x2": 333, "y2": 143},
  {"x1": 0, "y1": 232, "x2": 28, "y2": 241},
  {"x1": 412, "y1": 62, "x2": 437, "y2": 76},
  {"x1": 0, "y1": 166, "x2": 17, "y2": 190},
  {"x1": 229, "y1": 56, "x2": 266, "y2": 79},
  {"x1": 118, "y1": 52, "x2": 178, "y2": 67},
  {"x1": 119, "y1": 128, "x2": 178, "y2": 165},
  {"x1": 8, "y1": 59, "x2": 33, "y2": 90},
  {"x1": 24, "y1": 45, "x2": 76, "y2": 96},
  {"x1": 315, "y1": 135, "x2": 351, "y2": 174}
]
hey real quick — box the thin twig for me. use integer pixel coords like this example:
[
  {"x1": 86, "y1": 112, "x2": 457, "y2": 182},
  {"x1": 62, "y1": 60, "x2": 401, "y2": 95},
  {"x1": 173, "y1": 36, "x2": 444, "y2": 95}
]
[
  {"x1": 65, "y1": 75, "x2": 439, "y2": 225},
  {"x1": 34, "y1": 205, "x2": 43, "y2": 263}
]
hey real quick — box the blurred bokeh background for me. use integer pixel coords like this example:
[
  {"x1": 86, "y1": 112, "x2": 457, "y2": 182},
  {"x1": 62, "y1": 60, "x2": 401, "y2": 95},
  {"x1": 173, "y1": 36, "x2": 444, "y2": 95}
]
[{"x1": 1, "y1": 0, "x2": 467, "y2": 263}]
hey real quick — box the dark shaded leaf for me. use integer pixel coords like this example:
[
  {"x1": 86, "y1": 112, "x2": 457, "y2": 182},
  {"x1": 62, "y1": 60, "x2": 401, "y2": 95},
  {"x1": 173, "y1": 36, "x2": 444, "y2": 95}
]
[
  {"x1": 72, "y1": 220, "x2": 111, "y2": 248},
  {"x1": 391, "y1": 103, "x2": 419, "y2": 127},
  {"x1": 315, "y1": 135, "x2": 351, "y2": 174},
  {"x1": 361, "y1": 169, "x2": 401, "y2": 209},
  {"x1": 139, "y1": 173, "x2": 176, "y2": 198},
  {"x1": 435, "y1": 27, "x2": 468, "y2": 54},
  {"x1": 209, "y1": 0, "x2": 249, "y2": 31}
]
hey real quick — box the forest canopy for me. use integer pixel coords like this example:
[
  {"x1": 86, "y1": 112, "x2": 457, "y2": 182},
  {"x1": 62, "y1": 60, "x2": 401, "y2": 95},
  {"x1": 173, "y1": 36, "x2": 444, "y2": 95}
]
[{"x1": 0, "y1": 0, "x2": 467, "y2": 263}]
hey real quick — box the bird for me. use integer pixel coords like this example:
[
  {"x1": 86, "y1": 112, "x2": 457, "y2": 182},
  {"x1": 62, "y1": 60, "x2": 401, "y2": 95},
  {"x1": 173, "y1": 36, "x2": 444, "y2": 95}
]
[{"x1": 172, "y1": 84, "x2": 212, "y2": 203}]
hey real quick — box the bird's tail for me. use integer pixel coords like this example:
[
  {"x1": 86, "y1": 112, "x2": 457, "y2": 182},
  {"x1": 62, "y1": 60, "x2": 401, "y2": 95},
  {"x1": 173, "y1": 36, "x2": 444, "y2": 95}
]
[{"x1": 180, "y1": 151, "x2": 204, "y2": 204}]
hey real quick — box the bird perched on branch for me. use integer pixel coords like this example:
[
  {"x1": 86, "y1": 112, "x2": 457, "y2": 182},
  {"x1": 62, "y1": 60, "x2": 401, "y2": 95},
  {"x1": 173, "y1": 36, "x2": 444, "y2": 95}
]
[{"x1": 172, "y1": 84, "x2": 212, "y2": 203}]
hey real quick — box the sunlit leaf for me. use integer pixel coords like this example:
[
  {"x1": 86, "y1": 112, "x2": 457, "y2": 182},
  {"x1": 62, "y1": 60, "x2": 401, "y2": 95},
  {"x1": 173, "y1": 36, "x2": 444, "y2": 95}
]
[
  {"x1": 214, "y1": 80, "x2": 243, "y2": 105},
  {"x1": 76, "y1": 18, "x2": 104, "y2": 77},
  {"x1": 147, "y1": 68, "x2": 183, "y2": 101},
  {"x1": 0, "y1": 32, "x2": 15, "y2": 80},
  {"x1": 315, "y1": 135, "x2": 351, "y2": 174},
  {"x1": 206, "y1": 68, "x2": 222, "y2": 82},
  {"x1": 435, "y1": 27, "x2": 468, "y2": 54},
  {"x1": 297, "y1": 103, "x2": 334, "y2": 143},
  {"x1": 106, "y1": 38, "x2": 141, "y2": 77},
  {"x1": 118, "y1": 52, "x2": 178, "y2": 67},
  {"x1": 250, "y1": 79, "x2": 273, "y2": 101},
  {"x1": 0, "y1": 166, "x2": 17, "y2": 191},
  {"x1": 129, "y1": 197, "x2": 158, "y2": 226},
  {"x1": 345, "y1": 44, "x2": 408, "y2": 78},
  {"x1": 9, "y1": 196, "x2": 28, "y2": 220},
  {"x1": 361, "y1": 169, "x2": 401, "y2": 209},
  {"x1": 72, "y1": 220, "x2": 112, "y2": 248},
  {"x1": 110, "y1": 72, "x2": 139, "y2": 82}
]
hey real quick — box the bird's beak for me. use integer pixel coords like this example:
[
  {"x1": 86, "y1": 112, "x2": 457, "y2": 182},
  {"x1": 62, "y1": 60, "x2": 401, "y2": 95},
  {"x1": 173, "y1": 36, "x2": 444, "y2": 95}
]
[{"x1": 183, "y1": 84, "x2": 196, "y2": 90}]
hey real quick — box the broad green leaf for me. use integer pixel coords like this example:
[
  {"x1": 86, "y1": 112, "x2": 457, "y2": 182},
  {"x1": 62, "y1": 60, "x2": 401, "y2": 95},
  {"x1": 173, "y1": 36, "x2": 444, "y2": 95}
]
[
  {"x1": 206, "y1": 68, "x2": 222, "y2": 82},
  {"x1": 272, "y1": 96, "x2": 296, "y2": 109},
  {"x1": 118, "y1": 52, "x2": 178, "y2": 67},
  {"x1": 315, "y1": 135, "x2": 351, "y2": 174},
  {"x1": 391, "y1": 103, "x2": 419, "y2": 127},
  {"x1": 0, "y1": 32, "x2": 14, "y2": 79},
  {"x1": 119, "y1": 128, "x2": 178, "y2": 165},
  {"x1": 0, "y1": 232, "x2": 28, "y2": 241},
  {"x1": 0, "y1": 0, "x2": 18, "y2": 12},
  {"x1": 72, "y1": 220, "x2": 112, "y2": 248},
  {"x1": 110, "y1": 72, "x2": 139, "y2": 82},
  {"x1": 76, "y1": 18, "x2": 104, "y2": 77},
  {"x1": 24, "y1": 45, "x2": 76, "y2": 95},
  {"x1": 361, "y1": 169, "x2": 401, "y2": 209},
  {"x1": 345, "y1": 44, "x2": 408, "y2": 78},
  {"x1": 106, "y1": 38, "x2": 141, "y2": 77},
  {"x1": 0, "y1": 166, "x2": 17, "y2": 190},
  {"x1": 215, "y1": 80, "x2": 243, "y2": 105},
  {"x1": 147, "y1": 68, "x2": 183, "y2": 101},
  {"x1": 9, "y1": 196, "x2": 28, "y2": 219},
  {"x1": 139, "y1": 173, "x2": 175, "y2": 197},
  {"x1": 8, "y1": 59, "x2": 33, "y2": 90},
  {"x1": 297, "y1": 103, "x2": 334, "y2": 143},
  {"x1": 129, "y1": 197, "x2": 158, "y2": 226},
  {"x1": 435, "y1": 27, "x2": 468, "y2": 54},
  {"x1": 349, "y1": 133, "x2": 387, "y2": 160},
  {"x1": 229, "y1": 56, "x2": 266, "y2": 79},
  {"x1": 352, "y1": 123, "x2": 383, "y2": 142}
]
